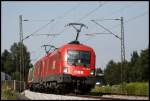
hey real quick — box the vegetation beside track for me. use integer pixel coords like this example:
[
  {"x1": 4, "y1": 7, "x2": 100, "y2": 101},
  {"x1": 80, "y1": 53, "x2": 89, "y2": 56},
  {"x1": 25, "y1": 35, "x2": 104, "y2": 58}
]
[
  {"x1": 91, "y1": 82, "x2": 149, "y2": 96},
  {"x1": 1, "y1": 85, "x2": 19, "y2": 100}
]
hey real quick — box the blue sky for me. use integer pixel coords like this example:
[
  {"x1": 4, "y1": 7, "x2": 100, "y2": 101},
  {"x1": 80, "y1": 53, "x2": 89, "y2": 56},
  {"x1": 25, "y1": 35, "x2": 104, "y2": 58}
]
[{"x1": 1, "y1": 1, "x2": 149, "y2": 70}]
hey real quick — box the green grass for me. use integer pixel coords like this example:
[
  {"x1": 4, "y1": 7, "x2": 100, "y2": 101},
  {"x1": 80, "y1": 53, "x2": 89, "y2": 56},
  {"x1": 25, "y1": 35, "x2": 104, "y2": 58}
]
[
  {"x1": 126, "y1": 82, "x2": 149, "y2": 95},
  {"x1": 91, "y1": 82, "x2": 149, "y2": 96},
  {"x1": 1, "y1": 85, "x2": 19, "y2": 100}
]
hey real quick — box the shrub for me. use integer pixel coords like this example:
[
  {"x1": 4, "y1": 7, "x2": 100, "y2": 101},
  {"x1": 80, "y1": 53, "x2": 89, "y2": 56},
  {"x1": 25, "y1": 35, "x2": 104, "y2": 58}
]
[
  {"x1": 126, "y1": 82, "x2": 149, "y2": 96},
  {"x1": 91, "y1": 82, "x2": 149, "y2": 96}
]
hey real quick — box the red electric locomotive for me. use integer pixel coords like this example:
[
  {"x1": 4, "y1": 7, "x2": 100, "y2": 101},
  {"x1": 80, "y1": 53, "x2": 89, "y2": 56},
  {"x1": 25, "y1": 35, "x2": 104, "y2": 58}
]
[{"x1": 27, "y1": 23, "x2": 97, "y2": 93}]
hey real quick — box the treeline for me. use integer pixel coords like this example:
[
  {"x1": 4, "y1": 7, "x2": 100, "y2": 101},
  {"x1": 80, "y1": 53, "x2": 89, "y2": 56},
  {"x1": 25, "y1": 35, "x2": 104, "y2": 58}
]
[
  {"x1": 104, "y1": 48, "x2": 149, "y2": 85},
  {"x1": 1, "y1": 42, "x2": 33, "y2": 82}
]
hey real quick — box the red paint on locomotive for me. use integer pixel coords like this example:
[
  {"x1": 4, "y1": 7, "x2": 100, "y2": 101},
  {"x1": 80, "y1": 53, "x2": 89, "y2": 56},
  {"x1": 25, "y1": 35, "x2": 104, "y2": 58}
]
[{"x1": 27, "y1": 42, "x2": 96, "y2": 92}]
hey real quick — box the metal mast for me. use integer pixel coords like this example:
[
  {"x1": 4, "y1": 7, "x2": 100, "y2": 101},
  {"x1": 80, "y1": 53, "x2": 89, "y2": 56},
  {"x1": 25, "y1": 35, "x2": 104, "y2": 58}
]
[
  {"x1": 91, "y1": 17, "x2": 126, "y2": 93},
  {"x1": 120, "y1": 17, "x2": 126, "y2": 94},
  {"x1": 121, "y1": 17, "x2": 125, "y2": 63},
  {"x1": 19, "y1": 15, "x2": 23, "y2": 91}
]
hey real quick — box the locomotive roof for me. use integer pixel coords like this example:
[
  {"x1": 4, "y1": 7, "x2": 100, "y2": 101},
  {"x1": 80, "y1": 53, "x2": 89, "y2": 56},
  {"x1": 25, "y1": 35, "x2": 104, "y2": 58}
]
[
  {"x1": 33, "y1": 41, "x2": 94, "y2": 66},
  {"x1": 59, "y1": 41, "x2": 94, "y2": 51}
]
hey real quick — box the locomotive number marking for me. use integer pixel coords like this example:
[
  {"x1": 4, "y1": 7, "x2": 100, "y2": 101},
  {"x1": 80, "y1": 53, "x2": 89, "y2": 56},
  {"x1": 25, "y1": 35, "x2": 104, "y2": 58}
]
[{"x1": 74, "y1": 70, "x2": 83, "y2": 74}]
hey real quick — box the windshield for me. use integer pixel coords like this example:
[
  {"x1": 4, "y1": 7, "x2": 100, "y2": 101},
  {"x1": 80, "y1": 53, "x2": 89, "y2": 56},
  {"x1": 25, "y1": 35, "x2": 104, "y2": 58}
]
[{"x1": 67, "y1": 50, "x2": 90, "y2": 67}]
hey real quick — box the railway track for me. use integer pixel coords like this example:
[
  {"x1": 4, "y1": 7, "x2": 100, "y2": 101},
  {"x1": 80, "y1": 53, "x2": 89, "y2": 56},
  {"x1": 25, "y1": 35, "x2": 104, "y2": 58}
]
[
  {"x1": 22, "y1": 90, "x2": 149, "y2": 100},
  {"x1": 76, "y1": 94, "x2": 149, "y2": 100},
  {"x1": 64, "y1": 93, "x2": 149, "y2": 100},
  {"x1": 64, "y1": 93, "x2": 123, "y2": 100}
]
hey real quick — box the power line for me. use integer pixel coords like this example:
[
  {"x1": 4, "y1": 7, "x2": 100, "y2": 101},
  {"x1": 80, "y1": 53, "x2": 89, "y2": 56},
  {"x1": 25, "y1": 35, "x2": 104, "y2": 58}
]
[
  {"x1": 88, "y1": 2, "x2": 140, "y2": 22},
  {"x1": 31, "y1": 2, "x2": 105, "y2": 22},
  {"x1": 77, "y1": 2, "x2": 105, "y2": 22},
  {"x1": 106, "y1": 11, "x2": 148, "y2": 31},
  {"x1": 39, "y1": 2, "x2": 135, "y2": 22},
  {"x1": 88, "y1": 3, "x2": 136, "y2": 21},
  {"x1": 38, "y1": 3, "x2": 83, "y2": 45},
  {"x1": 49, "y1": 2, "x2": 106, "y2": 44},
  {"x1": 83, "y1": 19, "x2": 120, "y2": 43},
  {"x1": 91, "y1": 20, "x2": 121, "y2": 40},
  {"x1": 23, "y1": 19, "x2": 55, "y2": 40},
  {"x1": 83, "y1": 11, "x2": 148, "y2": 43},
  {"x1": 32, "y1": 34, "x2": 60, "y2": 36},
  {"x1": 56, "y1": 2, "x2": 82, "y2": 20},
  {"x1": 105, "y1": 2, "x2": 139, "y2": 19},
  {"x1": 24, "y1": 3, "x2": 81, "y2": 41},
  {"x1": 125, "y1": 11, "x2": 148, "y2": 23}
]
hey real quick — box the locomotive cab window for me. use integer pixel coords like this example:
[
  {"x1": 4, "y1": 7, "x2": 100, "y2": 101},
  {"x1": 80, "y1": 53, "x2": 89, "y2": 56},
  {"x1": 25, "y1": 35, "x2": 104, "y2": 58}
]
[{"x1": 67, "y1": 50, "x2": 90, "y2": 67}]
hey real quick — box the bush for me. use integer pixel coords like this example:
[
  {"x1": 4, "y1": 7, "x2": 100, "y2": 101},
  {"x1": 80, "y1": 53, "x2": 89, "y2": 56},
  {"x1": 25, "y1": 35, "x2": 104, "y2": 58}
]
[
  {"x1": 111, "y1": 85, "x2": 120, "y2": 94},
  {"x1": 91, "y1": 82, "x2": 149, "y2": 96},
  {"x1": 126, "y1": 82, "x2": 149, "y2": 96}
]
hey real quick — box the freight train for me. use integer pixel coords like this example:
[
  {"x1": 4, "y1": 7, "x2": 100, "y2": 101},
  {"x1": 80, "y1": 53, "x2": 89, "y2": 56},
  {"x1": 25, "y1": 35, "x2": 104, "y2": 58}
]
[{"x1": 27, "y1": 23, "x2": 96, "y2": 93}]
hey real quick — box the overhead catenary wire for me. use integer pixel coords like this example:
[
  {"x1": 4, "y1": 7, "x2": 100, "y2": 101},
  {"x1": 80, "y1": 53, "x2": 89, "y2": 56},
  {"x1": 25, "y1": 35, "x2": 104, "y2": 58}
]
[
  {"x1": 106, "y1": 11, "x2": 148, "y2": 32},
  {"x1": 87, "y1": 2, "x2": 138, "y2": 22},
  {"x1": 104, "y1": 2, "x2": 139, "y2": 19},
  {"x1": 23, "y1": 2, "x2": 82, "y2": 41},
  {"x1": 91, "y1": 20, "x2": 121, "y2": 40},
  {"x1": 56, "y1": 2, "x2": 82, "y2": 20},
  {"x1": 33, "y1": 2, "x2": 135, "y2": 22},
  {"x1": 83, "y1": 11, "x2": 148, "y2": 43},
  {"x1": 36, "y1": 3, "x2": 83, "y2": 46},
  {"x1": 82, "y1": 1, "x2": 144, "y2": 36},
  {"x1": 77, "y1": 2, "x2": 105, "y2": 22},
  {"x1": 23, "y1": 19, "x2": 55, "y2": 40},
  {"x1": 105, "y1": 11, "x2": 148, "y2": 31},
  {"x1": 49, "y1": 2, "x2": 106, "y2": 44},
  {"x1": 79, "y1": 2, "x2": 133, "y2": 42},
  {"x1": 124, "y1": 11, "x2": 148, "y2": 23},
  {"x1": 32, "y1": 34, "x2": 60, "y2": 36},
  {"x1": 24, "y1": 3, "x2": 83, "y2": 62}
]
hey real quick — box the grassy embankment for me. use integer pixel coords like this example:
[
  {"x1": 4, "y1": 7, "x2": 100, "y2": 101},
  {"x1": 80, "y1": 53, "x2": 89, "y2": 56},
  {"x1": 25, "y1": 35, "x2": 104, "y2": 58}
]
[
  {"x1": 91, "y1": 82, "x2": 149, "y2": 96},
  {"x1": 1, "y1": 85, "x2": 19, "y2": 100}
]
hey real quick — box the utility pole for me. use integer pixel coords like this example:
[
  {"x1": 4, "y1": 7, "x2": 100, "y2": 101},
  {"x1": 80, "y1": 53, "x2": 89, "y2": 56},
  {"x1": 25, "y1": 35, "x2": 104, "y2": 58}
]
[
  {"x1": 19, "y1": 15, "x2": 23, "y2": 92},
  {"x1": 18, "y1": 16, "x2": 58, "y2": 91},
  {"x1": 19, "y1": 15, "x2": 22, "y2": 91},
  {"x1": 120, "y1": 16, "x2": 125, "y2": 94},
  {"x1": 90, "y1": 17, "x2": 126, "y2": 94},
  {"x1": 121, "y1": 17, "x2": 125, "y2": 63}
]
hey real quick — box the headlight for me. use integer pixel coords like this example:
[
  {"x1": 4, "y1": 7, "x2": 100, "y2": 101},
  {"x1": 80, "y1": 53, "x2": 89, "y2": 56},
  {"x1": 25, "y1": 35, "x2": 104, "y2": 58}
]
[
  {"x1": 63, "y1": 67, "x2": 68, "y2": 74},
  {"x1": 90, "y1": 69, "x2": 95, "y2": 75}
]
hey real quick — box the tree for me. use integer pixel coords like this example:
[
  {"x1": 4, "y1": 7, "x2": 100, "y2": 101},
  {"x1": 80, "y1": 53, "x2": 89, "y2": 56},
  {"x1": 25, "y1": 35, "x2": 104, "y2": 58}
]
[
  {"x1": 96, "y1": 67, "x2": 103, "y2": 75},
  {"x1": 130, "y1": 48, "x2": 149, "y2": 82},
  {"x1": 1, "y1": 49, "x2": 9, "y2": 72},
  {"x1": 131, "y1": 51, "x2": 139, "y2": 65},
  {"x1": 103, "y1": 48, "x2": 149, "y2": 85},
  {"x1": 104, "y1": 60, "x2": 121, "y2": 85},
  {"x1": 10, "y1": 42, "x2": 32, "y2": 82},
  {"x1": 1, "y1": 42, "x2": 32, "y2": 82},
  {"x1": 1, "y1": 49, "x2": 13, "y2": 75},
  {"x1": 10, "y1": 43, "x2": 20, "y2": 73},
  {"x1": 12, "y1": 71, "x2": 20, "y2": 80},
  {"x1": 137, "y1": 48, "x2": 149, "y2": 81}
]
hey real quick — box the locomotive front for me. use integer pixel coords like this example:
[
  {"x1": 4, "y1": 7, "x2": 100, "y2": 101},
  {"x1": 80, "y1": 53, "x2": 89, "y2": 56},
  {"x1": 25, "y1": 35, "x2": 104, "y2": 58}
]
[{"x1": 59, "y1": 42, "x2": 96, "y2": 92}]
